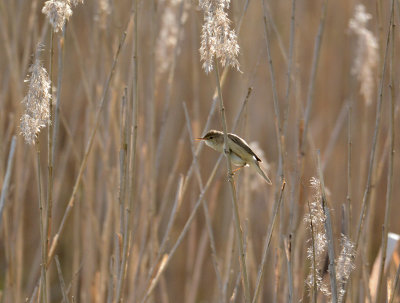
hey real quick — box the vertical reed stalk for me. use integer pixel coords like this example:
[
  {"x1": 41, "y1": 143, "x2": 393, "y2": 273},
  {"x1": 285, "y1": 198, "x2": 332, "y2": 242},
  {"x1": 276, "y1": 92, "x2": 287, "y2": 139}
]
[
  {"x1": 44, "y1": 30, "x2": 54, "y2": 303},
  {"x1": 307, "y1": 201, "x2": 318, "y2": 303},
  {"x1": 45, "y1": 26, "x2": 128, "y2": 270},
  {"x1": 317, "y1": 151, "x2": 337, "y2": 302},
  {"x1": 36, "y1": 141, "x2": 47, "y2": 303},
  {"x1": 284, "y1": 235, "x2": 293, "y2": 303},
  {"x1": 116, "y1": 5, "x2": 138, "y2": 301},
  {"x1": 214, "y1": 58, "x2": 251, "y2": 303},
  {"x1": 0, "y1": 136, "x2": 16, "y2": 227},
  {"x1": 354, "y1": 1, "x2": 393, "y2": 250},
  {"x1": 261, "y1": 0, "x2": 283, "y2": 182},
  {"x1": 376, "y1": 4, "x2": 395, "y2": 301},
  {"x1": 347, "y1": 104, "x2": 352, "y2": 238},
  {"x1": 300, "y1": 0, "x2": 328, "y2": 156},
  {"x1": 252, "y1": 181, "x2": 286, "y2": 303},
  {"x1": 52, "y1": 23, "x2": 67, "y2": 163}
]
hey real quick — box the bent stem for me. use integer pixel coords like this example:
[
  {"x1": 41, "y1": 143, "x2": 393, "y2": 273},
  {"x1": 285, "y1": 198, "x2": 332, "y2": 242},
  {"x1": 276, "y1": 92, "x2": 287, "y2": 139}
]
[{"x1": 214, "y1": 59, "x2": 251, "y2": 303}]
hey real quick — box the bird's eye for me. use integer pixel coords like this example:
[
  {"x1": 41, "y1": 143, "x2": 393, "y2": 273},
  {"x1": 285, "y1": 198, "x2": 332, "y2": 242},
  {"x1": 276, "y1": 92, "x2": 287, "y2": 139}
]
[{"x1": 209, "y1": 136, "x2": 213, "y2": 139}]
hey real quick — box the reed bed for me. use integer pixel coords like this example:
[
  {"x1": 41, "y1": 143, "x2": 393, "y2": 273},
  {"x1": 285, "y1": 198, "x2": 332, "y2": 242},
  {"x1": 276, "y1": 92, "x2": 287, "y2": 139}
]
[{"x1": 0, "y1": 0, "x2": 399, "y2": 302}]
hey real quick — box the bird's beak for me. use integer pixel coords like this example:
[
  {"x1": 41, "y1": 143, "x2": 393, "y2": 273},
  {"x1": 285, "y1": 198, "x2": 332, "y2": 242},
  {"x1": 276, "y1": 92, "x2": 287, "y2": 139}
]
[{"x1": 195, "y1": 137, "x2": 205, "y2": 141}]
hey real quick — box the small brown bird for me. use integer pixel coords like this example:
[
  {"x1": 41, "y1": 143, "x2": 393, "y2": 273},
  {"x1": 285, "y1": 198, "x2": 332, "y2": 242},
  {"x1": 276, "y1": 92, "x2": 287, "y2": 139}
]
[{"x1": 197, "y1": 130, "x2": 272, "y2": 184}]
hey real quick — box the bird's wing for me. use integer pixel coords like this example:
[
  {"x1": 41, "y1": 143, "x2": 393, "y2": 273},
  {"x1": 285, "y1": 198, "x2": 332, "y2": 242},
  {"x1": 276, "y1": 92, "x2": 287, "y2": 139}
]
[{"x1": 228, "y1": 133, "x2": 262, "y2": 162}]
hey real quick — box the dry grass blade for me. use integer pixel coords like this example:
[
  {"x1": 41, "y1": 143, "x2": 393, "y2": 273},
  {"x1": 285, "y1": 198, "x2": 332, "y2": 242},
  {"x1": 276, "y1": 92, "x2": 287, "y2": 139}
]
[{"x1": 252, "y1": 180, "x2": 286, "y2": 303}]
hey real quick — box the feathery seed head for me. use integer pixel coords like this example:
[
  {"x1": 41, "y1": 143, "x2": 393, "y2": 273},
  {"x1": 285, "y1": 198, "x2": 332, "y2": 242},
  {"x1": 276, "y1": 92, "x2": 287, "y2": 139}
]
[
  {"x1": 20, "y1": 57, "x2": 51, "y2": 145},
  {"x1": 304, "y1": 177, "x2": 330, "y2": 297},
  {"x1": 20, "y1": 114, "x2": 45, "y2": 145},
  {"x1": 70, "y1": 0, "x2": 84, "y2": 5},
  {"x1": 336, "y1": 234, "x2": 356, "y2": 303},
  {"x1": 42, "y1": 0, "x2": 73, "y2": 32},
  {"x1": 199, "y1": 0, "x2": 240, "y2": 73},
  {"x1": 96, "y1": 0, "x2": 111, "y2": 29},
  {"x1": 349, "y1": 4, "x2": 378, "y2": 106},
  {"x1": 156, "y1": 0, "x2": 187, "y2": 75}
]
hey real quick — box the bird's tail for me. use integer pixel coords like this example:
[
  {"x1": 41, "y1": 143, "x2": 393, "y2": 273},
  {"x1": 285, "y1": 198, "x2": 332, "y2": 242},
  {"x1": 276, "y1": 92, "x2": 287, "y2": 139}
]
[{"x1": 251, "y1": 160, "x2": 272, "y2": 185}]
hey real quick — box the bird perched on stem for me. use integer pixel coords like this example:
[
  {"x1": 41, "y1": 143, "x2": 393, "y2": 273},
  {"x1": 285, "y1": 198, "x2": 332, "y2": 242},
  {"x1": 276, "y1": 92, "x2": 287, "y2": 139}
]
[{"x1": 196, "y1": 130, "x2": 272, "y2": 185}]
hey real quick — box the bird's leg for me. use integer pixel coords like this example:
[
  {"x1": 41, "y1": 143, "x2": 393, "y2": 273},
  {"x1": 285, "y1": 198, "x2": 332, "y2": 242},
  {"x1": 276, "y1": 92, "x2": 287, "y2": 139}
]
[{"x1": 232, "y1": 166, "x2": 245, "y2": 173}]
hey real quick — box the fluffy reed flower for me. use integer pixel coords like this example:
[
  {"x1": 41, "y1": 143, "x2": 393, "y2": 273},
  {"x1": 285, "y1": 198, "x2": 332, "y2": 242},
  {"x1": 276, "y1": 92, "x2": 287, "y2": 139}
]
[
  {"x1": 96, "y1": 0, "x2": 111, "y2": 29},
  {"x1": 304, "y1": 177, "x2": 330, "y2": 296},
  {"x1": 199, "y1": 0, "x2": 240, "y2": 73},
  {"x1": 20, "y1": 57, "x2": 51, "y2": 145},
  {"x1": 42, "y1": 0, "x2": 83, "y2": 32},
  {"x1": 42, "y1": 0, "x2": 72, "y2": 32},
  {"x1": 349, "y1": 4, "x2": 378, "y2": 106},
  {"x1": 156, "y1": 0, "x2": 187, "y2": 75},
  {"x1": 336, "y1": 234, "x2": 355, "y2": 303}
]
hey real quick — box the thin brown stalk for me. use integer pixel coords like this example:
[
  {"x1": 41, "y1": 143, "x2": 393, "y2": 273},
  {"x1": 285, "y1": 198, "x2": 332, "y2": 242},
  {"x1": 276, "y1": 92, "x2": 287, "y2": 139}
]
[
  {"x1": 145, "y1": 176, "x2": 184, "y2": 285},
  {"x1": 230, "y1": 272, "x2": 242, "y2": 302},
  {"x1": 307, "y1": 201, "x2": 317, "y2": 303},
  {"x1": 183, "y1": 102, "x2": 223, "y2": 296},
  {"x1": 55, "y1": 256, "x2": 70, "y2": 303},
  {"x1": 347, "y1": 103, "x2": 352, "y2": 238},
  {"x1": 354, "y1": 1, "x2": 393, "y2": 251},
  {"x1": 44, "y1": 30, "x2": 54, "y2": 303},
  {"x1": 185, "y1": 221, "x2": 211, "y2": 303},
  {"x1": 284, "y1": 235, "x2": 293, "y2": 303},
  {"x1": 140, "y1": 157, "x2": 222, "y2": 303},
  {"x1": 222, "y1": 221, "x2": 235, "y2": 302},
  {"x1": 0, "y1": 136, "x2": 16, "y2": 227},
  {"x1": 118, "y1": 88, "x2": 128, "y2": 236},
  {"x1": 116, "y1": 6, "x2": 137, "y2": 302},
  {"x1": 321, "y1": 102, "x2": 348, "y2": 172},
  {"x1": 282, "y1": 0, "x2": 296, "y2": 139},
  {"x1": 154, "y1": 0, "x2": 185, "y2": 174},
  {"x1": 20, "y1": 0, "x2": 39, "y2": 76},
  {"x1": 35, "y1": 141, "x2": 47, "y2": 303},
  {"x1": 214, "y1": 58, "x2": 251, "y2": 303},
  {"x1": 52, "y1": 22, "x2": 67, "y2": 163},
  {"x1": 376, "y1": 5, "x2": 395, "y2": 301},
  {"x1": 317, "y1": 151, "x2": 338, "y2": 302},
  {"x1": 157, "y1": 131, "x2": 186, "y2": 219},
  {"x1": 252, "y1": 180, "x2": 286, "y2": 303},
  {"x1": 44, "y1": 23, "x2": 128, "y2": 272},
  {"x1": 261, "y1": 0, "x2": 283, "y2": 182},
  {"x1": 300, "y1": 0, "x2": 328, "y2": 156}
]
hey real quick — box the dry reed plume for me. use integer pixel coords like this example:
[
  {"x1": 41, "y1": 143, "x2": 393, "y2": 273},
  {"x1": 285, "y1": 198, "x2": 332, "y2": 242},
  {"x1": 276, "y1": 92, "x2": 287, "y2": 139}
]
[{"x1": 0, "y1": 0, "x2": 399, "y2": 302}]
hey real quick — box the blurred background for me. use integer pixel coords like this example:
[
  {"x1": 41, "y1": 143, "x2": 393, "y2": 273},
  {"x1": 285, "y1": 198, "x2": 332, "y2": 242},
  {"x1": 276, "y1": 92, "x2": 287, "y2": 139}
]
[{"x1": 0, "y1": 0, "x2": 399, "y2": 302}]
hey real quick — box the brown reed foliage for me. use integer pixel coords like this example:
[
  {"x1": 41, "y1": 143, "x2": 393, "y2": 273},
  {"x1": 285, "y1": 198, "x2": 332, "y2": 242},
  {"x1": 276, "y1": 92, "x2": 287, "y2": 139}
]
[{"x1": 0, "y1": 0, "x2": 399, "y2": 302}]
